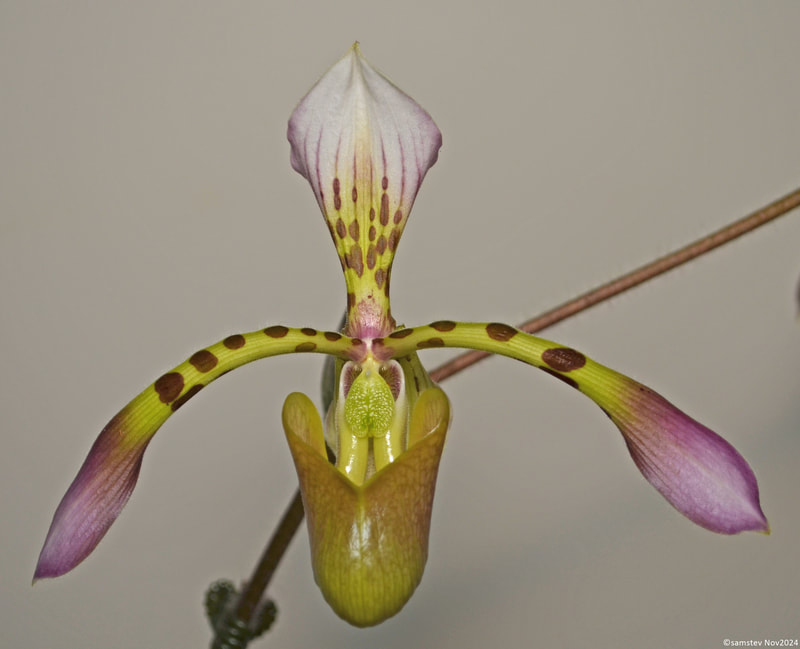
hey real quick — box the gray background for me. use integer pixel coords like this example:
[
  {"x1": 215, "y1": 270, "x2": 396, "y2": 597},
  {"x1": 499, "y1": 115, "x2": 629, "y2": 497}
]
[{"x1": 3, "y1": 3, "x2": 800, "y2": 648}]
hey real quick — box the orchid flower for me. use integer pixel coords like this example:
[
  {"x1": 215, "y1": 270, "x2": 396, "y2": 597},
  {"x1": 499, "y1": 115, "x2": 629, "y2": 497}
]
[{"x1": 35, "y1": 44, "x2": 768, "y2": 628}]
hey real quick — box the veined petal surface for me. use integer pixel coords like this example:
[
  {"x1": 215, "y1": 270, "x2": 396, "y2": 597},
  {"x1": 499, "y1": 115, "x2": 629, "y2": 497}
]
[
  {"x1": 288, "y1": 44, "x2": 442, "y2": 337},
  {"x1": 34, "y1": 407, "x2": 147, "y2": 580},
  {"x1": 591, "y1": 373, "x2": 769, "y2": 535}
]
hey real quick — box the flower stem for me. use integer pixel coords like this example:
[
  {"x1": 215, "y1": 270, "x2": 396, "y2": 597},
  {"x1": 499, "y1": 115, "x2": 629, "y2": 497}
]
[
  {"x1": 233, "y1": 490, "x2": 305, "y2": 623},
  {"x1": 213, "y1": 183, "x2": 800, "y2": 646},
  {"x1": 430, "y1": 185, "x2": 800, "y2": 382}
]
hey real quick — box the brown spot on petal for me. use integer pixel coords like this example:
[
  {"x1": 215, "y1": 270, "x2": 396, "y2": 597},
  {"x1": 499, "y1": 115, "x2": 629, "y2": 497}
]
[
  {"x1": 333, "y1": 178, "x2": 340, "y2": 194},
  {"x1": 542, "y1": 347, "x2": 586, "y2": 372},
  {"x1": 171, "y1": 384, "x2": 203, "y2": 412},
  {"x1": 417, "y1": 338, "x2": 444, "y2": 349},
  {"x1": 389, "y1": 328, "x2": 414, "y2": 339},
  {"x1": 301, "y1": 327, "x2": 317, "y2": 336},
  {"x1": 369, "y1": 225, "x2": 376, "y2": 241},
  {"x1": 347, "y1": 292, "x2": 356, "y2": 310},
  {"x1": 374, "y1": 267, "x2": 385, "y2": 289},
  {"x1": 486, "y1": 323, "x2": 517, "y2": 341},
  {"x1": 540, "y1": 367, "x2": 579, "y2": 390},
  {"x1": 351, "y1": 186, "x2": 357, "y2": 202},
  {"x1": 348, "y1": 219, "x2": 359, "y2": 241},
  {"x1": 430, "y1": 320, "x2": 456, "y2": 332},
  {"x1": 380, "y1": 193, "x2": 389, "y2": 225},
  {"x1": 393, "y1": 209, "x2": 403, "y2": 224},
  {"x1": 382, "y1": 176, "x2": 388, "y2": 190},
  {"x1": 336, "y1": 218, "x2": 346, "y2": 239},
  {"x1": 324, "y1": 331, "x2": 342, "y2": 341},
  {"x1": 366, "y1": 244, "x2": 377, "y2": 270},
  {"x1": 264, "y1": 325, "x2": 289, "y2": 338},
  {"x1": 369, "y1": 207, "x2": 376, "y2": 221},
  {"x1": 295, "y1": 342, "x2": 317, "y2": 353},
  {"x1": 155, "y1": 372, "x2": 184, "y2": 404},
  {"x1": 223, "y1": 334, "x2": 245, "y2": 350},
  {"x1": 189, "y1": 349, "x2": 218, "y2": 373},
  {"x1": 376, "y1": 234, "x2": 387, "y2": 255}
]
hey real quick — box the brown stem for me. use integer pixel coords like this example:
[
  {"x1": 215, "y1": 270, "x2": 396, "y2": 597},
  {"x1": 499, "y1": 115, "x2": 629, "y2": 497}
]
[
  {"x1": 430, "y1": 185, "x2": 800, "y2": 382},
  {"x1": 221, "y1": 184, "x2": 800, "y2": 643},
  {"x1": 233, "y1": 490, "x2": 305, "y2": 623}
]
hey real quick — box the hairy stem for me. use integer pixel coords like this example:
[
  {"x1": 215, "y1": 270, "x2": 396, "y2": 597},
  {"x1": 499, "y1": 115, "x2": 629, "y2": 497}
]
[{"x1": 217, "y1": 184, "x2": 800, "y2": 645}]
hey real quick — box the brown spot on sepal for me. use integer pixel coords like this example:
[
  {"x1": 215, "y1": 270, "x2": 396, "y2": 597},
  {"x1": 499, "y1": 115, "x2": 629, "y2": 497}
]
[
  {"x1": 380, "y1": 193, "x2": 390, "y2": 225},
  {"x1": 388, "y1": 227, "x2": 399, "y2": 252},
  {"x1": 154, "y1": 372, "x2": 184, "y2": 404},
  {"x1": 189, "y1": 350, "x2": 218, "y2": 373},
  {"x1": 541, "y1": 347, "x2": 586, "y2": 372},
  {"x1": 301, "y1": 327, "x2": 317, "y2": 336},
  {"x1": 366, "y1": 244, "x2": 377, "y2": 270},
  {"x1": 295, "y1": 342, "x2": 317, "y2": 353},
  {"x1": 223, "y1": 334, "x2": 245, "y2": 350},
  {"x1": 374, "y1": 268, "x2": 385, "y2": 288},
  {"x1": 333, "y1": 178, "x2": 341, "y2": 210},
  {"x1": 348, "y1": 219, "x2": 359, "y2": 241},
  {"x1": 486, "y1": 323, "x2": 518, "y2": 341},
  {"x1": 393, "y1": 209, "x2": 403, "y2": 224},
  {"x1": 336, "y1": 218, "x2": 346, "y2": 239},
  {"x1": 376, "y1": 235, "x2": 387, "y2": 254},
  {"x1": 347, "y1": 245, "x2": 364, "y2": 277},
  {"x1": 324, "y1": 331, "x2": 342, "y2": 341},
  {"x1": 171, "y1": 384, "x2": 204, "y2": 412}
]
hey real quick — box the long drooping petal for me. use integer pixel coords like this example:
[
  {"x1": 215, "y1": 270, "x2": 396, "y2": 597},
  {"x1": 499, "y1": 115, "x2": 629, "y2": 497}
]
[
  {"x1": 35, "y1": 327, "x2": 363, "y2": 581},
  {"x1": 373, "y1": 322, "x2": 768, "y2": 534},
  {"x1": 288, "y1": 44, "x2": 442, "y2": 337}
]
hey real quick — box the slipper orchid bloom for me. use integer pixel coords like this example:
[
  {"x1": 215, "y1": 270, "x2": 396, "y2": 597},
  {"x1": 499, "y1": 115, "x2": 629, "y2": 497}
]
[{"x1": 35, "y1": 44, "x2": 768, "y2": 628}]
